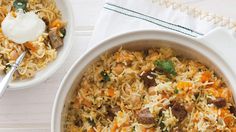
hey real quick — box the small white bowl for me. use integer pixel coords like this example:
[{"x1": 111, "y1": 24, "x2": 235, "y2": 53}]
[
  {"x1": 3, "y1": 0, "x2": 74, "y2": 90},
  {"x1": 52, "y1": 29, "x2": 236, "y2": 132}
]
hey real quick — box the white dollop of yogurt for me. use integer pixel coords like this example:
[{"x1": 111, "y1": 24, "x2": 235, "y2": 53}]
[{"x1": 1, "y1": 10, "x2": 46, "y2": 44}]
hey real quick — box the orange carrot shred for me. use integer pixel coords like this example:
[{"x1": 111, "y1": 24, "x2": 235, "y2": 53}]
[
  {"x1": 111, "y1": 121, "x2": 118, "y2": 132},
  {"x1": 201, "y1": 71, "x2": 211, "y2": 82},
  {"x1": 108, "y1": 88, "x2": 115, "y2": 97},
  {"x1": 177, "y1": 82, "x2": 193, "y2": 89},
  {"x1": 24, "y1": 42, "x2": 36, "y2": 52}
]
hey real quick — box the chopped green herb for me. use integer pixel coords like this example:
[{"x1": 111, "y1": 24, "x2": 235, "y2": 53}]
[
  {"x1": 213, "y1": 72, "x2": 217, "y2": 77},
  {"x1": 194, "y1": 92, "x2": 200, "y2": 99},
  {"x1": 4, "y1": 64, "x2": 12, "y2": 74},
  {"x1": 158, "y1": 109, "x2": 164, "y2": 117},
  {"x1": 174, "y1": 88, "x2": 179, "y2": 94},
  {"x1": 198, "y1": 68, "x2": 202, "y2": 72},
  {"x1": 13, "y1": 0, "x2": 27, "y2": 11},
  {"x1": 74, "y1": 118, "x2": 83, "y2": 127},
  {"x1": 143, "y1": 50, "x2": 149, "y2": 57},
  {"x1": 59, "y1": 28, "x2": 66, "y2": 38},
  {"x1": 132, "y1": 126, "x2": 135, "y2": 132},
  {"x1": 87, "y1": 118, "x2": 95, "y2": 127},
  {"x1": 154, "y1": 60, "x2": 177, "y2": 75},
  {"x1": 160, "y1": 121, "x2": 167, "y2": 132},
  {"x1": 100, "y1": 70, "x2": 110, "y2": 82}
]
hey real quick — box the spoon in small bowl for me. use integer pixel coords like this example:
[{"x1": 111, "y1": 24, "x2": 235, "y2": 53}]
[{"x1": 0, "y1": 51, "x2": 26, "y2": 97}]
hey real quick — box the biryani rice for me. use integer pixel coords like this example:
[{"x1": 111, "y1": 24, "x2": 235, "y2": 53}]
[
  {"x1": 65, "y1": 48, "x2": 236, "y2": 132},
  {"x1": 0, "y1": 0, "x2": 64, "y2": 79}
]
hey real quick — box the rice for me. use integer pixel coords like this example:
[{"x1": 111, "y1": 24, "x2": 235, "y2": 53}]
[
  {"x1": 0, "y1": 0, "x2": 65, "y2": 79},
  {"x1": 65, "y1": 48, "x2": 236, "y2": 132}
]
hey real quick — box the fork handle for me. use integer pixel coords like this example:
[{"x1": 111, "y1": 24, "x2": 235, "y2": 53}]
[{"x1": 0, "y1": 65, "x2": 17, "y2": 97}]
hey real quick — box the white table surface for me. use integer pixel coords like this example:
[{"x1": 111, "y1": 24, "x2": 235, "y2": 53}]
[{"x1": 0, "y1": 0, "x2": 235, "y2": 131}]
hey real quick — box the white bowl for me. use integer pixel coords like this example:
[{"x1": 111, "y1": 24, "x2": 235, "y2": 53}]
[
  {"x1": 52, "y1": 29, "x2": 236, "y2": 132},
  {"x1": 4, "y1": 0, "x2": 74, "y2": 90}
]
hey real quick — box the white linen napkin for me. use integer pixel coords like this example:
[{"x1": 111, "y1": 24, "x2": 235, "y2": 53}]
[{"x1": 89, "y1": 0, "x2": 233, "y2": 46}]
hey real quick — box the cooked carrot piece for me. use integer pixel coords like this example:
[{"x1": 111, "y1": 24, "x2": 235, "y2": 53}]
[
  {"x1": 88, "y1": 128, "x2": 95, "y2": 132},
  {"x1": 148, "y1": 128, "x2": 155, "y2": 132},
  {"x1": 24, "y1": 42, "x2": 36, "y2": 52},
  {"x1": 141, "y1": 126, "x2": 147, "y2": 132},
  {"x1": 11, "y1": 11, "x2": 17, "y2": 17},
  {"x1": 108, "y1": 88, "x2": 115, "y2": 97},
  {"x1": 201, "y1": 71, "x2": 211, "y2": 82},
  {"x1": 111, "y1": 121, "x2": 118, "y2": 132},
  {"x1": 212, "y1": 80, "x2": 221, "y2": 88},
  {"x1": 230, "y1": 127, "x2": 236, "y2": 132},
  {"x1": 0, "y1": 7, "x2": 7, "y2": 14},
  {"x1": 224, "y1": 116, "x2": 234, "y2": 127},
  {"x1": 177, "y1": 81, "x2": 193, "y2": 89}
]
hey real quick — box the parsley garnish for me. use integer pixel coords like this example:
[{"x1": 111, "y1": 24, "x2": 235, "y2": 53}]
[
  {"x1": 154, "y1": 60, "x2": 177, "y2": 76},
  {"x1": 100, "y1": 70, "x2": 110, "y2": 82}
]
